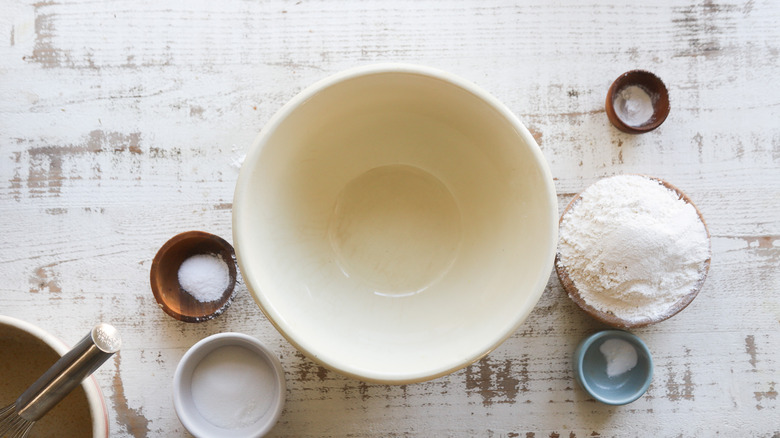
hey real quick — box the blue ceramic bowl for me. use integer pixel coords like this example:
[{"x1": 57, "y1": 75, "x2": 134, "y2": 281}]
[{"x1": 573, "y1": 330, "x2": 653, "y2": 405}]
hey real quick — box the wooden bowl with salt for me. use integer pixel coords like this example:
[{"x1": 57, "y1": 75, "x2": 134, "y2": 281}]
[
  {"x1": 151, "y1": 231, "x2": 237, "y2": 323},
  {"x1": 555, "y1": 175, "x2": 711, "y2": 329}
]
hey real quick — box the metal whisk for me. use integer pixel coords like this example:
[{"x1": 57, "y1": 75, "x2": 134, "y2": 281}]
[{"x1": 0, "y1": 323, "x2": 121, "y2": 438}]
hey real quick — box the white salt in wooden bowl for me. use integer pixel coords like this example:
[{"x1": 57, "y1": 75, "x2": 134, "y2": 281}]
[
  {"x1": 233, "y1": 64, "x2": 558, "y2": 384},
  {"x1": 150, "y1": 231, "x2": 238, "y2": 323}
]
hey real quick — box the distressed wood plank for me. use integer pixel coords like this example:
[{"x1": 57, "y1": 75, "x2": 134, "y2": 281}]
[{"x1": 1, "y1": 0, "x2": 778, "y2": 437}]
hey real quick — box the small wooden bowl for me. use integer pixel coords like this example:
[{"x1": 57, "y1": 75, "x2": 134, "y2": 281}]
[
  {"x1": 555, "y1": 176, "x2": 711, "y2": 329},
  {"x1": 605, "y1": 70, "x2": 670, "y2": 134},
  {"x1": 150, "y1": 231, "x2": 238, "y2": 323}
]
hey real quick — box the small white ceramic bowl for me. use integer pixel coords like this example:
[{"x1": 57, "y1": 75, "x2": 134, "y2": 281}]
[
  {"x1": 233, "y1": 63, "x2": 558, "y2": 384},
  {"x1": 0, "y1": 315, "x2": 109, "y2": 437},
  {"x1": 173, "y1": 333, "x2": 286, "y2": 438}
]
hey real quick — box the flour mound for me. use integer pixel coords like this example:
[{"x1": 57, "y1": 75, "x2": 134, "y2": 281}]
[{"x1": 558, "y1": 175, "x2": 710, "y2": 323}]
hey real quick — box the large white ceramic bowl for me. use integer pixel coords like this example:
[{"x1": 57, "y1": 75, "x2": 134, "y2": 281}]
[
  {"x1": 233, "y1": 64, "x2": 557, "y2": 384},
  {"x1": 0, "y1": 315, "x2": 109, "y2": 437}
]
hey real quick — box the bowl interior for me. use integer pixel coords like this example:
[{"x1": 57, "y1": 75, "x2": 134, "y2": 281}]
[
  {"x1": 234, "y1": 66, "x2": 557, "y2": 382},
  {"x1": 575, "y1": 331, "x2": 653, "y2": 405},
  {"x1": 0, "y1": 320, "x2": 104, "y2": 437}
]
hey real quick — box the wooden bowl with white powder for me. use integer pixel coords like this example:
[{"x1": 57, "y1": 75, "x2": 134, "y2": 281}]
[
  {"x1": 151, "y1": 231, "x2": 238, "y2": 323},
  {"x1": 605, "y1": 70, "x2": 670, "y2": 134},
  {"x1": 555, "y1": 175, "x2": 711, "y2": 329}
]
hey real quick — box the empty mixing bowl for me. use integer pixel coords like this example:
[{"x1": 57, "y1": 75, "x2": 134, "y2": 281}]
[{"x1": 233, "y1": 63, "x2": 558, "y2": 383}]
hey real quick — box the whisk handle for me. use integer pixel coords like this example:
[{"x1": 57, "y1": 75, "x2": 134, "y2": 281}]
[{"x1": 15, "y1": 323, "x2": 121, "y2": 422}]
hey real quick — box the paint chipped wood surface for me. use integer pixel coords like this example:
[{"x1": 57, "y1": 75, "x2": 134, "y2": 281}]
[{"x1": 1, "y1": 0, "x2": 778, "y2": 436}]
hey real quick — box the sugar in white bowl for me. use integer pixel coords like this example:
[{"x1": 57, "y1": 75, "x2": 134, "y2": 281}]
[{"x1": 233, "y1": 64, "x2": 558, "y2": 384}]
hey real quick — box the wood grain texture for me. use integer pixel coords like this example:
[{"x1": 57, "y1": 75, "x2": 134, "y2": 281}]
[{"x1": 1, "y1": 0, "x2": 778, "y2": 436}]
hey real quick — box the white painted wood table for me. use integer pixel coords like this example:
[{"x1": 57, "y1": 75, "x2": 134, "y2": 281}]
[{"x1": 1, "y1": 1, "x2": 778, "y2": 436}]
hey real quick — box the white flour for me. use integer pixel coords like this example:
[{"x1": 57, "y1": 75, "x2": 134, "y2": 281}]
[{"x1": 558, "y1": 175, "x2": 710, "y2": 323}]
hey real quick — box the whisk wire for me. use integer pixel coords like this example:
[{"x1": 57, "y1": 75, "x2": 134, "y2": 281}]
[
  {"x1": 0, "y1": 404, "x2": 17, "y2": 436},
  {"x1": 0, "y1": 404, "x2": 35, "y2": 438}
]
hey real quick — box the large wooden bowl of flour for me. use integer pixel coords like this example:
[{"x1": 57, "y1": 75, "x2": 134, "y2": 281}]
[{"x1": 555, "y1": 175, "x2": 711, "y2": 329}]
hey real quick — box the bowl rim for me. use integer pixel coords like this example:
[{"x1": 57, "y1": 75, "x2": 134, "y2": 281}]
[
  {"x1": 173, "y1": 332, "x2": 286, "y2": 438},
  {"x1": 573, "y1": 329, "x2": 654, "y2": 405},
  {"x1": 0, "y1": 315, "x2": 110, "y2": 438},
  {"x1": 232, "y1": 62, "x2": 559, "y2": 384}
]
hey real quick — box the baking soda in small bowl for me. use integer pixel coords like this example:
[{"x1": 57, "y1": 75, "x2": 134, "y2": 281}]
[
  {"x1": 573, "y1": 330, "x2": 653, "y2": 405},
  {"x1": 173, "y1": 333, "x2": 287, "y2": 438},
  {"x1": 599, "y1": 338, "x2": 638, "y2": 378},
  {"x1": 614, "y1": 85, "x2": 654, "y2": 127},
  {"x1": 191, "y1": 345, "x2": 276, "y2": 429}
]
